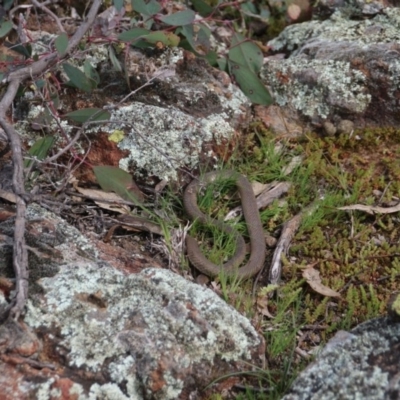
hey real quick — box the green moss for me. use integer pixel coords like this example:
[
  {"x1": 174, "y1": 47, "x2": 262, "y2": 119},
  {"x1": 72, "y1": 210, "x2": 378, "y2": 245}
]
[{"x1": 158, "y1": 123, "x2": 400, "y2": 398}]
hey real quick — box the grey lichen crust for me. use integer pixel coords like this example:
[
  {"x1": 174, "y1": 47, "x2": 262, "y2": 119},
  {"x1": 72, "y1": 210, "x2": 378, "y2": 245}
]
[
  {"x1": 263, "y1": 59, "x2": 370, "y2": 119},
  {"x1": 262, "y1": 8, "x2": 400, "y2": 121},
  {"x1": 268, "y1": 8, "x2": 400, "y2": 53},
  {"x1": 104, "y1": 102, "x2": 236, "y2": 181},
  {"x1": 283, "y1": 317, "x2": 400, "y2": 400},
  {"x1": 24, "y1": 265, "x2": 261, "y2": 399}
]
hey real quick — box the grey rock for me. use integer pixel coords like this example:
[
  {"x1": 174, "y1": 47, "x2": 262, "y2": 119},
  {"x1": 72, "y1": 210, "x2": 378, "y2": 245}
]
[
  {"x1": 262, "y1": 7, "x2": 400, "y2": 127},
  {"x1": 283, "y1": 317, "x2": 400, "y2": 400},
  {"x1": 337, "y1": 119, "x2": 354, "y2": 134},
  {"x1": 323, "y1": 121, "x2": 337, "y2": 136},
  {"x1": 0, "y1": 205, "x2": 264, "y2": 400}
]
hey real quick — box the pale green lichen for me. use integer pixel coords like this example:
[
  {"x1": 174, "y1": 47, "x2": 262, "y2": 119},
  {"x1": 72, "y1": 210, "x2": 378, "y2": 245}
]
[
  {"x1": 283, "y1": 317, "x2": 397, "y2": 400},
  {"x1": 269, "y1": 8, "x2": 400, "y2": 52},
  {"x1": 263, "y1": 7, "x2": 400, "y2": 120},
  {"x1": 26, "y1": 203, "x2": 98, "y2": 261},
  {"x1": 24, "y1": 264, "x2": 260, "y2": 399},
  {"x1": 262, "y1": 59, "x2": 371, "y2": 119},
  {"x1": 104, "y1": 103, "x2": 235, "y2": 181}
]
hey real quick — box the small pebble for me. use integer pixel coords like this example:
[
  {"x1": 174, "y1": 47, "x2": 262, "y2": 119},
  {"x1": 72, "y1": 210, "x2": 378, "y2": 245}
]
[
  {"x1": 337, "y1": 119, "x2": 354, "y2": 135},
  {"x1": 323, "y1": 121, "x2": 337, "y2": 136}
]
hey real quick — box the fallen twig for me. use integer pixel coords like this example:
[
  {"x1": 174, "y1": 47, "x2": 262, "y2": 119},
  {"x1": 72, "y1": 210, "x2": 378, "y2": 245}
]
[
  {"x1": 338, "y1": 202, "x2": 400, "y2": 215},
  {"x1": 269, "y1": 202, "x2": 318, "y2": 285}
]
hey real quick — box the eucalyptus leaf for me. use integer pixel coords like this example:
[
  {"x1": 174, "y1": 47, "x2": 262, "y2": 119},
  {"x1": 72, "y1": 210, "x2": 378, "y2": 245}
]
[
  {"x1": 55, "y1": 32, "x2": 68, "y2": 56},
  {"x1": 241, "y1": 1, "x2": 257, "y2": 14},
  {"x1": 205, "y1": 50, "x2": 217, "y2": 66},
  {"x1": 160, "y1": 10, "x2": 195, "y2": 26},
  {"x1": 66, "y1": 108, "x2": 111, "y2": 124},
  {"x1": 228, "y1": 32, "x2": 263, "y2": 74},
  {"x1": 180, "y1": 24, "x2": 210, "y2": 55},
  {"x1": 0, "y1": 21, "x2": 12, "y2": 38},
  {"x1": 118, "y1": 28, "x2": 150, "y2": 42},
  {"x1": 9, "y1": 42, "x2": 31, "y2": 58},
  {"x1": 93, "y1": 166, "x2": 144, "y2": 203},
  {"x1": 228, "y1": 60, "x2": 273, "y2": 105},
  {"x1": 146, "y1": 0, "x2": 162, "y2": 15},
  {"x1": 114, "y1": 0, "x2": 124, "y2": 11},
  {"x1": 145, "y1": 31, "x2": 180, "y2": 46},
  {"x1": 131, "y1": 0, "x2": 161, "y2": 16},
  {"x1": 108, "y1": 46, "x2": 123, "y2": 72},
  {"x1": 3, "y1": 0, "x2": 13, "y2": 11},
  {"x1": 217, "y1": 57, "x2": 227, "y2": 71},
  {"x1": 63, "y1": 63, "x2": 96, "y2": 93},
  {"x1": 24, "y1": 136, "x2": 55, "y2": 169},
  {"x1": 131, "y1": 0, "x2": 150, "y2": 15},
  {"x1": 84, "y1": 60, "x2": 100, "y2": 84},
  {"x1": 191, "y1": 0, "x2": 213, "y2": 17}
]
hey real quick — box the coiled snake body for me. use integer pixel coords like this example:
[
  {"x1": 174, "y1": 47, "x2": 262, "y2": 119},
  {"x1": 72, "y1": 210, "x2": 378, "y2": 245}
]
[{"x1": 184, "y1": 170, "x2": 266, "y2": 279}]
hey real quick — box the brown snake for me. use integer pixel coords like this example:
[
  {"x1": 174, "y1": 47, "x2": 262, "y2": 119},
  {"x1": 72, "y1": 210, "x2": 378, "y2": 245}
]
[{"x1": 183, "y1": 170, "x2": 266, "y2": 279}]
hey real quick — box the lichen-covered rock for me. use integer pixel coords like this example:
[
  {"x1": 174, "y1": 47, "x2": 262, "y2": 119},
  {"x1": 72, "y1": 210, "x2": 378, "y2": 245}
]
[
  {"x1": 22, "y1": 265, "x2": 263, "y2": 400},
  {"x1": 282, "y1": 317, "x2": 400, "y2": 400},
  {"x1": 103, "y1": 101, "x2": 238, "y2": 181},
  {"x1": 0, "y1": 205, "x2": 264, "y2": 400},
  {"x1": 105, "y1": 49, "x2": 250, "y2": 181},
  {"x1": 313, "y1": 0, "x2": 396, "y2": 19},
  {"x1": 262, "y1": 7, "x2": 400, "y2": 128}
]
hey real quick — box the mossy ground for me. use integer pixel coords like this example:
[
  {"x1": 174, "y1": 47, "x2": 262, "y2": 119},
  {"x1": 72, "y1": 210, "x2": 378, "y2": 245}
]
[{"x1": 187, "y1": 126, "x2": 400, "y2": 399}]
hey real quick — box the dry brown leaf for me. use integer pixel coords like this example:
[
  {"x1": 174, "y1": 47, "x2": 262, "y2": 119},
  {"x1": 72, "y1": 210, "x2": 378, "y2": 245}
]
[
  {"x1": 338, "y1": 203, "x2": 400, "y2": 215},
  {"x1": 282, "y1": 155, "x2": 302, "y2": 176},
  {"x1": 251, "y1": 181, "x2": 268, "y2": 196},
  {"x1": 0, "y1": 189, "x2": 17, "y2": 204},
  {"x1": 302, "y1": 265, "x2": 341, "y2": 298},
  {"x1": 75, "y1": 187, "x2": 130, "y2": 214},
  {"x1": 256, "y1": 294, "x2": 275, "y2": 318}
]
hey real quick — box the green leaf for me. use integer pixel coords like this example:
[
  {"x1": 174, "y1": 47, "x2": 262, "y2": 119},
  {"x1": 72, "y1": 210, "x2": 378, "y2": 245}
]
[
  {"x1": 0, "y1": 21, "x2": 12, "y2": 38},
  {"x1": 191, "y1": 0, "x2": 213, "y2": 17},
  {"x1": 205, "y1": 50, "x2": 217, "y2": 66},
  {"x1": 146, "y1": 0, "x2": 162, "y2": 15},
  {"x1": 24, "y1": 136, "x2": 55, "y2": 168},
  {"x1": 34, "y1": 79, "x2": 45, "y2": 89},
  {"x1": 84, "y1": 60, "x2": 100, "y2": 84},
  {"x1": 217, "y1": 57, "x2": 227, "y2": 71},
  {"x1": 62, "y1": 63, "x2": 96, "y2": 92},
  {"x1": 131, "y1": 0, "x2": 161, "y2": 16},
  {"x1": 108, "y1": 46, "x2": 123, "y2": 72},
  {"x1": 228, "y1": 32, "x2": 263, "y2": 74},
  {"x1": 180, "y1": 24, "x2": 210, "y2": 55},
  {"x1": 118, "y1": 28, "x2": 150, "y2": 42},
  {"x1": 144, "y1": 31, "x2": 180, "y2": 47},
  {"x1": 9, "y1": 42, "x2": 31, "y2": 58},
  {"x1": 160, "y1": 10, "x2": 196, "y2": 26},
  {"x1": 131, "y1": 0, "x2": 150, "y2": 14},
  {"x1": 228, "y1": 60, "x2": 273, "y2": 105},
  {"x1": 55, "y1": 32, "x2": 68, "y2": 57},
  {"x1": 114, "y1": 0, "x2": 124, "y2": 11},
  {"x1": 66, "y1": 108, "x2": 111, "y2": 123},
  {"x1": 240, "y1": 1, "x2": 257, "y2": 14},
  {"x1": 3, "y1": 0, "x2": 14, "y2": 11},
  {"x1": 93, "y1": 166, "x2": 144, "y2": 203}
]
